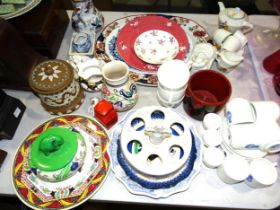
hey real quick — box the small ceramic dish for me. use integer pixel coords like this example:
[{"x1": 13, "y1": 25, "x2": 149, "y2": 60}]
[
  {"x1": 76, "y1": 58, "x2": 104, "y2": 92},
  {"x1": 134, "y1": 30, "x2": 179, "y2": 64},
  {"x1": 69, "y1": 32, "x2": 95, "y2": 56}
]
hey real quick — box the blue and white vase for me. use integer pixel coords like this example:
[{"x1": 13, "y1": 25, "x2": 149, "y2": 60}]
[{"x1": 71, "y1": 0, "x2": 104, "y2": 34}]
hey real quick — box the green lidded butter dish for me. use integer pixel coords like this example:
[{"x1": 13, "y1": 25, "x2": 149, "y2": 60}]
[{"x1": 29, "y1": 126, "x2": 87, "y2": 182}]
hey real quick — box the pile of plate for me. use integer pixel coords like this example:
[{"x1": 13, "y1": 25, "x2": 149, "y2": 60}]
[
  {"x1": 12, "y1": 115, "x2": 110, "y2": 210},
  {"x1": 109, "y1": 106, "x2": 203, "y2": 198},
  {"x1": 95, "y1": 14, "x2": 209, "y2": 86}
]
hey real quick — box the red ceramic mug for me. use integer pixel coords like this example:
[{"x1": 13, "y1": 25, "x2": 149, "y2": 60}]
[
  {"x1": 183, "y1": 70, "x2": 232, "y2": 121},
  {"x1": 263, "y1": 49, "x2": 280, "y2": 74}
]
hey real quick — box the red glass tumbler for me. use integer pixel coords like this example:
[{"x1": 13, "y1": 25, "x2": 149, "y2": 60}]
[
  {"x1": 263, "y1": 49, "x2": 280, "y2": 74},
  {"x1": 183, "y1": 70, "x2": 232, "y2": 121},
  {"x1": 273, "y1": 72, "x2": 280, "y2": 96}
]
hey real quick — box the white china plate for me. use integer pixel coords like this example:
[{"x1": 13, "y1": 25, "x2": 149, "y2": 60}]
[
  {"x1": 134, "y1": 30, "x2": 179, "y2": 64},
  {"x1": 109, "y1": 110, "x2": 202, "y2": 198},
  {"x1": 0, "y1": 0, "x2": 41, "y2": 19}
]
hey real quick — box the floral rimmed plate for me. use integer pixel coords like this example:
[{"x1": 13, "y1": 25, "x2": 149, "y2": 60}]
[
  {"x1": 134, "y1": 30, "x2": 179, "y2": 65},
  {"x1": 116, "y1": 15, "x2": 188, "y2": 71},
  {"x1": 109, "y1": 110, "x2": 202, "y2": 198},
  {"x1": 12, "y1": 115, "x2": 110, "y2": 210},
  {"x1": 0, "y1": 0, "x2": 41, "y2": 19},
  {"x1": 95, "y1": 14, "x2": 209, "y2": 86}
]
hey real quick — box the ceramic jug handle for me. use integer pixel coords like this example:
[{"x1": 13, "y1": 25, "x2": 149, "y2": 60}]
[{"x1": 242, "y1": 21, "x2": 254, "y2": 34}]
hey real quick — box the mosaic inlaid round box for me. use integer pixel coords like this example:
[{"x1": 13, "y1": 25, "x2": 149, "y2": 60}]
[{"x1": 29, "y1": 59, "x2": 84, "y2": 115}]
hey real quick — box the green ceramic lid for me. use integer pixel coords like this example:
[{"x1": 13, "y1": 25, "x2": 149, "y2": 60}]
[{"x1": 30, "y1": 127, "x2": 78, "y2": 171}]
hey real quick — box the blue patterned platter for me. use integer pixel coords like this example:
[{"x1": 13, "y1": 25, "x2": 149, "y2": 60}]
[{"x1": 108, "y1": 110, "x2": 203, "y2": 198}]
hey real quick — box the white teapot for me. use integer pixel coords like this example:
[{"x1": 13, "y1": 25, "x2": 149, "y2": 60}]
[{"x1": 218, "y1": 2, "x2": 253, "y2": 33}]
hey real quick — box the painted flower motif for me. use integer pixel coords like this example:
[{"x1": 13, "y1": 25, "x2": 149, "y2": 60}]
[
  {"x1": 151, "y1": 30, "x2": 158, "y2": 36},
  {"x1": 180, "y1": 46, "x2": 187, "y2": 52},
  {"x1": 145, "y1": 64, "x2": 157, "y2": 70},
  {"x1": 135, "y1": 39, "x2": 141, "y2": 46},
  {"x1": 147, "y1": 75, "x2": 158, "y2": 84},
  {"x1": 101, "y1": 85, "x2": 111, "y2": 96},
  {"x1": 157, "y1": 39, "x2": 165, "y2": 45},
  {"x1": 193, "y1": 30, "x2": 207, "y2": 37},
  {"x1": 150, "y1": 49, "x2": 157, "y2": 55},
  {"x1": 121, "y1": 43, "x2": 127, "y2": 51},
  {"x1": 169, "y1": 36, "x2": 175, "y2": 43},
  {"x1": 166, "y1": 21, "x2": 173, "y2": 27},
  {"x1": 93, "y1": 145, "x2": 102, "y2": 159},
  {"x1": 129, "y1": 73, "x2": 140, "y2": 81},
  {"x1": 38, "y1": 65, "x2": 61, "y2": 82},
  {"x1": 130, "y1": 20, "x2": 139, "y2": 27}
]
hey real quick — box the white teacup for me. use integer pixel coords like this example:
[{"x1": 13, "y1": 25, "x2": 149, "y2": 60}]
[
  {"x1": 245, "y1": 158, "x2": 278, "y2": 188},
  {"x1": 213, "y1": 28, "x2": 232, "y2": 47},
  {"x1": 217, "y1": 51, "x2": 244, "y2": 72},
  {"x1": 225, "y1": 98, "x2": 256, "y2": 125},
  {"x1": 221, "y1": 35, "x2": 242, "y2": 52},
  {"x1": 252, "y1": 101, "x2": 280, "y2": 122},
  {"x1": 157, "y1": 60, "x2": 190, "y2": 107},
  {"x1": 217, "y1": 155, "x2": 250, "y2": 184},
  {"x1": 233, "y1": 30, "x2": 248, "y2": 48}
]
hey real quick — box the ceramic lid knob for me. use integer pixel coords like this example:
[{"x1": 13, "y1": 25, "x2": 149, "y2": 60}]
[
  {"x1": 30, "y1": 127, "x2": 78, "y2": 171},
  {"x1": 227, "y1": 8, "x2": 245, "y2": 19}
]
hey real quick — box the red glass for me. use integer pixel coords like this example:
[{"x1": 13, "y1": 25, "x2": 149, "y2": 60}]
[
  {"x1": 183, "y1": 70, "x2": 232, "y2": 121},
  {"x1": 263, "y1": 49, "x2": 280, "y2": 74},
  {"x1": 273, "y1": 72, "x2": 280, "y2": 96}
]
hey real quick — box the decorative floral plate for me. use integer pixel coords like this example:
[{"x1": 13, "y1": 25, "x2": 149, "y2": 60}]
[
  {"x1": 95, "y1": 14, "x2": 209, "y2": 86},
  {"x1": 116, "y1": 15, "x2": 188, "y2": 71},
  {"x1": 12, "y1": 115, "x2": 110, "y2": 210},
  {"x1": 109, "y1": 110, "x2": 202, "y2": 198},
  {"x1": 0, "y1": 0, "x2": 41, "y2": 19},
  {"x1": 134, "y1": 30, "x2": 179, "y2": 65}
]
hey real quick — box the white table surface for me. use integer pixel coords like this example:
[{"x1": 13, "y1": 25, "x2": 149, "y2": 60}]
[{"x1": 1, "y1": 11, "x2": 280, "y2": 210}]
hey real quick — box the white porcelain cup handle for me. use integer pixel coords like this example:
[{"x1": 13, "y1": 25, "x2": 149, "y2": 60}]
[
  {"x1": 242, "y1": 21, "x2": 254, "y2": 34},
  {"x1": 261, "y1": 141, "x2": 280, "y2": 154}
]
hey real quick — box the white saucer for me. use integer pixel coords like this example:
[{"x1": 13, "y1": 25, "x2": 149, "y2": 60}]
[{"x1": 134, "y1": 30, "x2": 179, "y2": 64}]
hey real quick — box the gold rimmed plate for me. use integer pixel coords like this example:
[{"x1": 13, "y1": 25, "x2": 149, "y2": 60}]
[{"x1": 12, "y1": 115, "x2": 110, "y2": 210}]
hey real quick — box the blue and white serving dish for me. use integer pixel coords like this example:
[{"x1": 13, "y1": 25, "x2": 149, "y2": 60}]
[{"x1": 109, "y1": 106, "x2": 202, "y2": 198}]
